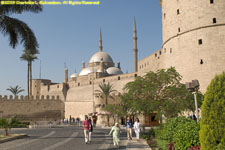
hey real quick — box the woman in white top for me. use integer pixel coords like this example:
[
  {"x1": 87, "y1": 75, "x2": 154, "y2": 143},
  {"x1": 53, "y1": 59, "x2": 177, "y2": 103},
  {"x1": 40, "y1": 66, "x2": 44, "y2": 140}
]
[{"x1": 133, "y1": 118, "x2": 141, "y2": 139}]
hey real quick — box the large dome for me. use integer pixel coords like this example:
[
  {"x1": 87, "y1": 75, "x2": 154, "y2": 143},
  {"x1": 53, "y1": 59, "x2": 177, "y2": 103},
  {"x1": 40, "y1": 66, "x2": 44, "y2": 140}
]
[
  {"x1": 79, "y1": 67, "x2": 103, "y2": 76},
  {"x1": 89, "y1": 52, "x2": 113, "y2": 63},
  {"x1": 79, "y1": 67, "x2": 95, "y2": 76},
  {"x1": 106, "y1": 67, "x2": 123, "y2": 75}
]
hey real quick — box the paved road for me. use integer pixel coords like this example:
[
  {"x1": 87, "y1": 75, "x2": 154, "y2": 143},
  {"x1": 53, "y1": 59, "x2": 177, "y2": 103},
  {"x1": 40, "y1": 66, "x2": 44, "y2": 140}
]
[{"x1": 0, "y1": 126, "x2": 129, "y2": 150}]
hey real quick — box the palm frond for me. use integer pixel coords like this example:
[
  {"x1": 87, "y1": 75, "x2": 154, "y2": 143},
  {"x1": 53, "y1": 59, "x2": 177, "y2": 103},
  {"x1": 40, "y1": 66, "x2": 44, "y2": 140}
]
[
  {"x1": 96, "y1": 82, "x2": 117, "y2": 104},
  {"x1": 6, "y1": 85, "x2": 24, "y2": 96},
  {"x1": 20, "y1": 49, "x2": 38, "y2": 61},
  {"x1": 0, "y1": 15, "x2": 39, "y2": 50}
]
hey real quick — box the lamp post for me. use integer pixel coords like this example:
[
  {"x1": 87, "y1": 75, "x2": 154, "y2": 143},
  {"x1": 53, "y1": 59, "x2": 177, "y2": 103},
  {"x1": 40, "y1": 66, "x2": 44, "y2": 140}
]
[
  {"x1": 185, "y1": 80, "x2": 200, "y2": 122},
  {"x1": 92, "y1": 61, "x2": 95, "y2": 114}
]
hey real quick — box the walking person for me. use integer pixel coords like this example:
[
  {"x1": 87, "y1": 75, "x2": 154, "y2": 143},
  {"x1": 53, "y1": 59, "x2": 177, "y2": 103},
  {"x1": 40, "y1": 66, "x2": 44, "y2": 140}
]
[
  {"x1": 83, "y1": 115, "x2": 90, "y2": 144},
  {"x1": 88, "y1": 117, "x2": 93, "y2": 143},
  {"x1": 109, "y1": 122, "x2": 121, "y2": 148},
  {"x1": 77, "y1": 117, "x2": 80, "y2": 127},
  {"x1": 126, "y1": 117, "x2": 133, "y2": 140},
  {"x1": 93, "y1": 116, "x2": 97, "y2": 127},
  {"x1": 134, "y1": 118, "x2": 141, "y2": 139}
]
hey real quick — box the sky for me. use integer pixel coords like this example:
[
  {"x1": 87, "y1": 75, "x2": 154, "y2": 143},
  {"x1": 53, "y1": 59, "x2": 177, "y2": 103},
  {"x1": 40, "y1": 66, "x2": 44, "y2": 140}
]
[{"x1": 0, "y1": 0, "x2": 162, "y2": 95}]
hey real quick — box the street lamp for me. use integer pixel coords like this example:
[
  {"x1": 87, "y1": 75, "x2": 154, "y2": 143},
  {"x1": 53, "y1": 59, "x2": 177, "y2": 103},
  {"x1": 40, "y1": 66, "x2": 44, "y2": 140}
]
[
  {"x1": 92, "y1": 60, "x2": 95, "y2": 114},
  {"x1": 185, "y1": 80, "x2": 200, "y2": 122}
]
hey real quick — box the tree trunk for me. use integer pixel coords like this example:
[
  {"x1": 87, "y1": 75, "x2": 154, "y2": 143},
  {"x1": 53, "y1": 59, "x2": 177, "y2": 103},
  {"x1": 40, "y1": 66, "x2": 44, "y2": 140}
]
[
  {"x1": 30, "y1": 61, "x2": 32, "y2": 97},
  {"x1": 107, "y1": 115, "x2": 110, "y2": 126},
  {"x1": 113, "y1": 115, "x2": 116, "y2": 125},
  {"x1": 4, "y1": 128, "x2": 8, "y2": 136},
  {"x1": 105, "y1": 97, "x2": 110, "y2": 126},
  {"x1": 27, "y1": 62, "x2": 30, "y2": 98}
]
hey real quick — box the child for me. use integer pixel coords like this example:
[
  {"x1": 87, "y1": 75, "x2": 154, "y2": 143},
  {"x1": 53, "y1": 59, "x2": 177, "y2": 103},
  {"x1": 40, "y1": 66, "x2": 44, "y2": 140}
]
[{"x1": 109, "y1": 122, "x2": 121, "y2": 148}]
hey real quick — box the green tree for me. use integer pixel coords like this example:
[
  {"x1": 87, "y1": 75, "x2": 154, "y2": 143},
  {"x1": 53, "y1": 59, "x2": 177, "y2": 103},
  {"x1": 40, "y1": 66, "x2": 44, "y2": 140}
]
[
  {"x1": 20, "y1": 49, "x2": 38, "y2": 97},
  {"x1": 95, "y1": 82, "x2": 117, "y2": 126},
  {"x1": 6, "y1": 85, "x2": 24, "y2": 96},
  {"x1": 200, "y1": 72, "x2": 225, "y2": 150},
  {"x1": 102, "y1": 104, "x2": 127, "y2": 124},
  {"x1": 184, "y1": 91, "x2": 204, "y2": 114},
  {"x1": 0, "y1": 118, "x2": 12, "y2": 136},
  {"x1": 121, "y1": 67, "x2": 199, "y2": 119},
  {"x1": 0, "y1": 1, "x2": 42, "y2": 50}
]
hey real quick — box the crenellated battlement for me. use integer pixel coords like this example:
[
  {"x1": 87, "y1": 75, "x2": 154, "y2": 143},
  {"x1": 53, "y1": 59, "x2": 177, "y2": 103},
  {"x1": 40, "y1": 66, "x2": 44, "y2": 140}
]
[{"x1": 0, "y1": 95, "x2": 60, "y2": 101}]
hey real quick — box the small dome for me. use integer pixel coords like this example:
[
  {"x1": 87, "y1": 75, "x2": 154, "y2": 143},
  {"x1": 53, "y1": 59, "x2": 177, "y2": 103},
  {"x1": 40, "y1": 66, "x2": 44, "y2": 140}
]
[
  {"x1": 89, "y1": 52, "x2": 113, "y2": 63},
  {"x1": 79, "y1": 67, "x2": 97, "y2": 76},
  {"x1": 106, "y1": 67, "x2": 123, "y2": 75},
  {"x1": 70, "y1": 73, "x2": 78, "y2": 78}
]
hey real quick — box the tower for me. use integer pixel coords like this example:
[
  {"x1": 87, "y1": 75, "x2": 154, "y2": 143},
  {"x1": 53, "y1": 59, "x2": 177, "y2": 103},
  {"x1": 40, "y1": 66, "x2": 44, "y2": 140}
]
[
  {"x1": 160, "y1": 0, "x2": 225, "y2": 92},
  {"x1": 64, "y1": 66, "x2": 68, "y2": 83},
  {"x1": 99, "y1": 28, "x2": 103, "y2": 52},
  {"x1": 82, "y1": 61, "x2": 85, "y2": 69},
  {"x1": 133, "y1": 17, "x2": 138, "y2": 72}
]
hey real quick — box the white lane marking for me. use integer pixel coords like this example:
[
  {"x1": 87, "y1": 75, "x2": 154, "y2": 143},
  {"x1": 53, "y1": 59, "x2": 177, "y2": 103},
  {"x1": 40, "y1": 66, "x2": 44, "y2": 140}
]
[
  {"x1": 42, "y1": 132, "x2": 78, "y2": 150},
  {"x1": 2, "y1": 131, "x2": 56, "y2": 150}
]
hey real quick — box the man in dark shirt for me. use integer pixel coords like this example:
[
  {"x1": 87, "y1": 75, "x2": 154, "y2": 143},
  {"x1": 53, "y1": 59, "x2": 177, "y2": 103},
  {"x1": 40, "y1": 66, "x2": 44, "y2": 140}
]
[{"x1": 126, "y1": 117, "x2": 133, "y2": 140}]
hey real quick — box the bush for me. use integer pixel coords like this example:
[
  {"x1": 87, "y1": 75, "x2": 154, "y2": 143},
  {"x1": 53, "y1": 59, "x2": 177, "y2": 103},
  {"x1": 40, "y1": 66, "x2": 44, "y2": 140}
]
[
  {"x1": 10, "y1": 116, "x2": 29, "y2": 128},
  {"x1": 173, "y1": 120, "x2": 200, "y2": 150},
  {"x1": 140, "y1": 128, "x2": 155, "y2": 140},
  {"x1": 155, "y1": 116, "x2": 200, "y2": 150},
  {"x1": 155, "y1": 116, "x2": 192, "y2": 141},
  {"x1": 200, "y1": 72, "x2": 225, "y2": 150}
]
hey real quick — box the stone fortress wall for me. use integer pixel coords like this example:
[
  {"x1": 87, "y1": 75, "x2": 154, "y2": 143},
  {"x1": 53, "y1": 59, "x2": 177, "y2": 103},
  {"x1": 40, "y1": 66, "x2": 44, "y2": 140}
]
[
  {"x1": 32, "y1": 79, "x2": 67, "y2": 101},
  {"x1": 139, "y1": 0, "x2": 225, "y2": 92},
  {"x1": 0, "y1": 95, "x2": 64, "y2": 121},
  {"x1": 65, "y1": 72, "x2": 137, "y2": 119}
]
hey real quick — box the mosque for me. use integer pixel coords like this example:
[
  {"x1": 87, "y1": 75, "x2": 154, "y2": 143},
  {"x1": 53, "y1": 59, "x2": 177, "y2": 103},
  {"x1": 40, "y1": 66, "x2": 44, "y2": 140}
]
[{"x1": 2, "y1": 0, "x2": 225, "y2": 126}]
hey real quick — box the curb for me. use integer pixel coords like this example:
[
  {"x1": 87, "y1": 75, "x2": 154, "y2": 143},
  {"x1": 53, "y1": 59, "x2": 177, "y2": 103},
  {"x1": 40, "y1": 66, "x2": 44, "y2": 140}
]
[
  {"x1": 127, "y1": 139, "x2": 151, "y2": 150},
  {"x1": 139, "y1": 139, "x2": 149, "y2": 145},
  {"x1": 0, "y1": 134, "x2": 28, "y2": 144}
]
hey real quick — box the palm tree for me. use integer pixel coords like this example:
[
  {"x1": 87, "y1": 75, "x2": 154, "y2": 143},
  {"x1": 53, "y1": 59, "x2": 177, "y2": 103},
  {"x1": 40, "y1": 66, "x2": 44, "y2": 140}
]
[
  {"x1": 95, "y1": 82, "x2": 117, "y2": 126},
  {"x1": 6, "y1": 85, "x2": 24, "y2": 97},
  {"x1": 0, "y1": 1, "x2": 42, "y2": 50},
  {"x1": 20, "y1": 49, "x2": 38, "y2": 97},
  {"x1": 0, "y1": 118, "x2": 11, "y2": 136}
]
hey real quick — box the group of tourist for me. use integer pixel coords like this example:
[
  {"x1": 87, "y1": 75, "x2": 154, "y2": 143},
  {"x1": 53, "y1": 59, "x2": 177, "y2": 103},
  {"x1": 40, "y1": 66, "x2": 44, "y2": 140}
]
[
  {"x1": 126, "y1": 117, "x2": 141, "y2": 140},
  {"x1": 189, "y1": 113, "x2": 197, "y2": 121},
  {"x1": 109, "y1": 117, "x2": 141, "y2": 147},
  {"x1": 82, "y1": 116, "x2": 141, "y2": 148}
]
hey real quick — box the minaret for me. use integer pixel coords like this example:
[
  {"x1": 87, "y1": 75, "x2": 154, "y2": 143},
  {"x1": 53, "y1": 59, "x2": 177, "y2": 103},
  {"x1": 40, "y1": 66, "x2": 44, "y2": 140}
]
[
  {"x1": 133, "y1": 17, "x2": 138, "y2": 72},
  {"x1": 99, "y1": 29, "x2": 103, "y2": 52},
  {"x1": 64, "y1": 66, "x2": 68, "y2": 83},
  {"x1": 82, "y1": 61, "x2": 85, "y2": 69},
  {"x1": 117, "y1": 61, "x2": 121, "y2": 69}
]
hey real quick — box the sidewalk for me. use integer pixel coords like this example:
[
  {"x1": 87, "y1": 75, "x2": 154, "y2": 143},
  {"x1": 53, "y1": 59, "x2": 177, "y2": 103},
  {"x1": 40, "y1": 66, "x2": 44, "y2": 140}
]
[
  {"x1": 0, "y1": 134, "x2": 27, "y2": 144},
  {"x1": 100, "y1": 126, "x2": 151, "y2": 150},
  {"x1": 126, "y1": 139, "x2": 151, "y2": 150},
  {"x1": 119, "y1": 137, "x2": 151, "y2": 150}
]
